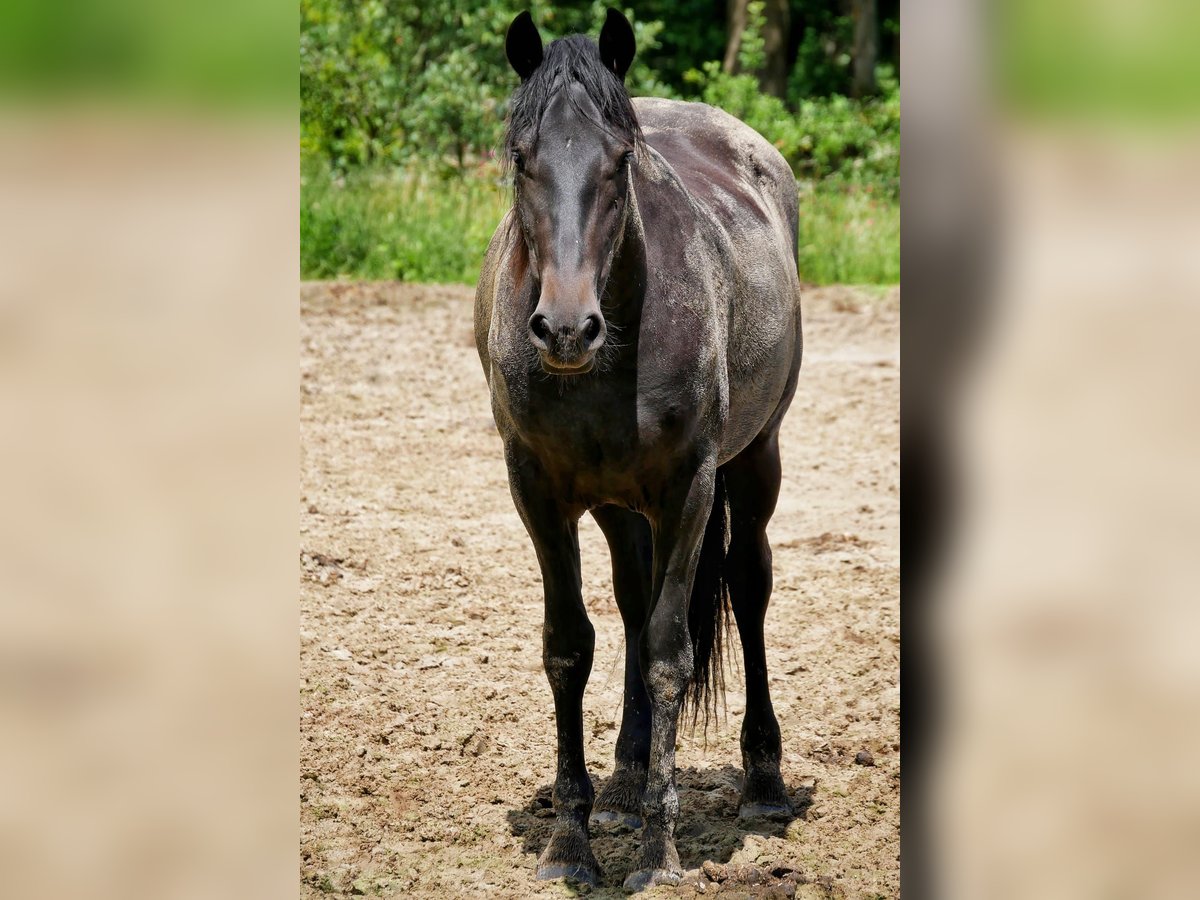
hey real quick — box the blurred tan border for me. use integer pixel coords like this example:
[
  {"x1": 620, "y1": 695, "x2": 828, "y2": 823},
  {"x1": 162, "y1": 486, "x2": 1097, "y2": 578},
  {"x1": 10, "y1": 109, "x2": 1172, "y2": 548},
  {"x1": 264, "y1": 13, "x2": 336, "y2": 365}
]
[
  {"x1": 0, "y1": 0, "x2": 299, "y2": 886},
  {"x1": 0, "y1": 109, "x2": 298, "y2": 899},
  {"x1": 905, "y1": 0, "x2": 1200, "y2": 897}
]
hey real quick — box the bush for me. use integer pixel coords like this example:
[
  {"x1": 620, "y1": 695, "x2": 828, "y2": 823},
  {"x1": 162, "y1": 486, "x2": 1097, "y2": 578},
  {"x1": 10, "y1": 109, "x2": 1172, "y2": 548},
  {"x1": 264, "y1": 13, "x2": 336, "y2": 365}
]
[
  {"x1": 301, "y1": 0, "x2": 672, "y2": 173},
  {"x1": 686, "y1": 62, "x2": 898, "y2": 197}
]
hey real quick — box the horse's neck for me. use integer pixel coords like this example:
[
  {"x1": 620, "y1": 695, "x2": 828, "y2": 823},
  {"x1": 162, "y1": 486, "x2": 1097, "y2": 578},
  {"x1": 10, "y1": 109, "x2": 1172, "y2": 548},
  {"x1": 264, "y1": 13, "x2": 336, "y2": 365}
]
[
  {"x1": 607, "y1": 146, "x2": 688, "y2": 318},
  {"x1": 605, "y1": 178, "x2": 649, "y2": 324}
]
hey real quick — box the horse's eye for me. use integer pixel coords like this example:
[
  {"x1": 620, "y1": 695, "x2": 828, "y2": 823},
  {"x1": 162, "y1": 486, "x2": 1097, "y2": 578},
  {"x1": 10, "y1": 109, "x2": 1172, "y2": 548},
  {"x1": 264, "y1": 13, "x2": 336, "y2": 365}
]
[
  {"x1": 621, "y1": 150, "x2": 635, "y2": 167},
  {"x1": 511, "y1": 150, "x2": 525, "y2": 173}
]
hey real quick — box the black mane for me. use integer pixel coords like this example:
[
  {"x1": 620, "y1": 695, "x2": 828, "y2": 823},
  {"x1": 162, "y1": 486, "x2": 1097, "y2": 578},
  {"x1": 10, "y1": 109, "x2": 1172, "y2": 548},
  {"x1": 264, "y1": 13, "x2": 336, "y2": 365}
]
[{"x1": 503, "y1": 35, "x2": 643, "y2": 167}]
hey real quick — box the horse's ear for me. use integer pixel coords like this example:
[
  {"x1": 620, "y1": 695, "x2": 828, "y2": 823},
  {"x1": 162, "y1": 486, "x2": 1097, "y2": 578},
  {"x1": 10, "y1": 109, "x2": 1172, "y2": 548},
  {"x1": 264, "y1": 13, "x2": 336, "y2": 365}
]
[
  {"x1": 506, "y1": 11, "x2": 544, "y2": 82},
  {"x1": 599, "y1": 8, "x2": 636, "y2": 82}
]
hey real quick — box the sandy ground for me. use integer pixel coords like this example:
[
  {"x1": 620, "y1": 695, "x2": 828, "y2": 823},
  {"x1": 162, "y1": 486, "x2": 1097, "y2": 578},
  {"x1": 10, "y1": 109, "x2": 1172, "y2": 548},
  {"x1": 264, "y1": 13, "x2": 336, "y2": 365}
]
[{"x1": 300, "y1": 282, "x2": 899, "y2": 899}]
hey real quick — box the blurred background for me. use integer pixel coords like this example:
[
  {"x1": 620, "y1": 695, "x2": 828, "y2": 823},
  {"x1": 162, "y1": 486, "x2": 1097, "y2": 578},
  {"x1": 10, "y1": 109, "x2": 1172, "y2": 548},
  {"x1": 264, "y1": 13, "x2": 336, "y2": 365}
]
[{"x1": 300, "y1": 0, "x2": 900, "y2": 285}]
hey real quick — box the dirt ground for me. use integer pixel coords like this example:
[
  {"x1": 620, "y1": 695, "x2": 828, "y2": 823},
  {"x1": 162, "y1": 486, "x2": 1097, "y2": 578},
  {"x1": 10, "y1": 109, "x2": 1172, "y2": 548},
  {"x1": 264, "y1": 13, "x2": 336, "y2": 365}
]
[{"x1": 300, "y1": 282, "x2": 899, "y2": 899}]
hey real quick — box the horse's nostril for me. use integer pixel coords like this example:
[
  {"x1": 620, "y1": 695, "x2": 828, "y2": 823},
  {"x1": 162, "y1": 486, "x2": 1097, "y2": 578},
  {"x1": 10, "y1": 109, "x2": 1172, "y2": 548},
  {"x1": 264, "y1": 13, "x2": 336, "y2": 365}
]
[
  {"x1": 582, "y1": 314, "x2": 603, "y2": 345},
  {"x1": 529, "y1": 312, "x2": 551, "y2": 344}
]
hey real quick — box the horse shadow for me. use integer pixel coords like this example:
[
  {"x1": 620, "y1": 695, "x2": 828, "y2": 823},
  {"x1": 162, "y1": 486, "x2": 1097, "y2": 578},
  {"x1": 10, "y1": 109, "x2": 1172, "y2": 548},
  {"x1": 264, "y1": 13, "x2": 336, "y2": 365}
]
[{"x1": 505, "y1": 765, "x2": 815, "y2": 895}]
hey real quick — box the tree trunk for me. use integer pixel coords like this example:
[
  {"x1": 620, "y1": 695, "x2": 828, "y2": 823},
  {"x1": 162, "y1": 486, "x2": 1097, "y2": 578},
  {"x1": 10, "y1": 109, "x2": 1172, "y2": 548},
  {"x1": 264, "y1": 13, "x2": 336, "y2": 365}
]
[
  {"x1": 760, "y1": 0, "x2": 789, "y2": 99},
  {"x1": 851, "y1": 0, "x2": 879, "y2": 97},
  {"x1": 722, "y1": 0, "x2": 748, "y2": 75},
  {"x1": 722, "y1": 0, "x2": 790, "y2": 100}
]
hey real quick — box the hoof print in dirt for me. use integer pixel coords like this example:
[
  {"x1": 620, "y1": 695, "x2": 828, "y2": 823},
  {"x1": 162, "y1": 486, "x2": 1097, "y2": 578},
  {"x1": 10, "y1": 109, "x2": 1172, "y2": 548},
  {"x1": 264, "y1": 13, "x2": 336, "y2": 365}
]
[
  {"x1": 537, "y1": 863, "x2": 599, "y2": 887},
  {"x1": 589, "y1": 809, "x2": 643, "y2": 832},
  {"x1": 738, "y1": 801, "x2": 795, "y2": 821},
  {"x1": 623, "y1": 868, "x2": 683, "y2": 893}
]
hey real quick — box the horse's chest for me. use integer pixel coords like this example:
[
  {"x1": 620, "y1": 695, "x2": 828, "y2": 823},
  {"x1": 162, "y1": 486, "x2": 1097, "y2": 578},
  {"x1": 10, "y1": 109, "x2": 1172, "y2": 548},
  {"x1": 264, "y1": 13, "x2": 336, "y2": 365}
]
[{"x1": 495, "y1": 371, "x2": 704, "y2": 507}]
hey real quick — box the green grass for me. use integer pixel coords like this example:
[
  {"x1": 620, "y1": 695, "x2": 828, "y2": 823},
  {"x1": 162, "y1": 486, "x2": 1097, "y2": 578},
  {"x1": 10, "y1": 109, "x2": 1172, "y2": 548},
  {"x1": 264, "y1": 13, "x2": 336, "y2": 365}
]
[
  {"x1": 301, "y1": 160, "x2": 898, "y2": 286},
  {"x1": 797, "y1": 185, "x2": 900, "y2": 285},
  {"x1": 301, "y1": 160, "x2": 509, "y2": 283}
]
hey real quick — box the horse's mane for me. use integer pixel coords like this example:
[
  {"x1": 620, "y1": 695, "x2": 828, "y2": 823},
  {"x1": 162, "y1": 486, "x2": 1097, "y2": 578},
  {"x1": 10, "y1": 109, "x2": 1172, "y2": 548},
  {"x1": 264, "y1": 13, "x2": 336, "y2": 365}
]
[{"x1": 503, "y1": 35, "x2": 644, "y2": 167}]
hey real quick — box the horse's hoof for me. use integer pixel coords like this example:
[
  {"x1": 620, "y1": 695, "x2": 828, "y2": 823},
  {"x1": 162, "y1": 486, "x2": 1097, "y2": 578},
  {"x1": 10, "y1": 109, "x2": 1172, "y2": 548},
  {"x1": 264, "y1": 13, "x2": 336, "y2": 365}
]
[
  {"x1": 738, "y1": 801, "x2": 794, "y2": 821},
  {"x1": 589, "y1": 809, "x2": 643, "y2": 831},
  {"x1": 623, "y1": 868, "x2": 682, "y2": 893},
  {"x1": 537, "y1": 863, "x2": 599, "y2": 886}
]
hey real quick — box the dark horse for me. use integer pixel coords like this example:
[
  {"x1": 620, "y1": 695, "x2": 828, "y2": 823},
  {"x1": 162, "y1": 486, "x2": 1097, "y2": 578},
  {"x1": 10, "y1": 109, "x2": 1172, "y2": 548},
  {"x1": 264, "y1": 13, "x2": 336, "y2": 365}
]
[{"x1": 475, "y1": 9, "x2": 803, "y2": 891}]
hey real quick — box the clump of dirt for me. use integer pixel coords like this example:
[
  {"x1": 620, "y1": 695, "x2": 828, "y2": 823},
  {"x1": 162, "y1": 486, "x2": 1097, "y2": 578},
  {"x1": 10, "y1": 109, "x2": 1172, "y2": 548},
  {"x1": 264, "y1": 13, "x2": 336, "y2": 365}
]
[
  {"x1": 300, "y1": 282, "x2": 899, "y2": 898},
  {"x1": 685, "y1": 860, "x2": 845, "y2": 897}
]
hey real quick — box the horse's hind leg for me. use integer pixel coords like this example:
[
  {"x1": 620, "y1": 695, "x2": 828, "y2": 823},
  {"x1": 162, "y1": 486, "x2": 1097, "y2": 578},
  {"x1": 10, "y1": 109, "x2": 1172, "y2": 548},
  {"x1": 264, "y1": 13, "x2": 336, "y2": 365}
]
[
  {"x1": 724, "y1": 431, "x2": 793, "y2": 818},
  {"x1": 589, "y1": 505, "x2": 653, "y2": 830}
]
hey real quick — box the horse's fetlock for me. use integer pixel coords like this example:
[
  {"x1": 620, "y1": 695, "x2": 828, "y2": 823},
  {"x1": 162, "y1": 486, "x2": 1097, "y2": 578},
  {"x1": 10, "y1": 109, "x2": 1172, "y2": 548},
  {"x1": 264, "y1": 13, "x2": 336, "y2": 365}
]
[
  {"x1": 740, "y1": 715, "x2": 783, "y2": 757},
  {"x1": 553, "y1": 790, "x2": 594, "y2": 817},
  {"x1": 640, "y1": 782, "x2": 679, "y2": 822}
]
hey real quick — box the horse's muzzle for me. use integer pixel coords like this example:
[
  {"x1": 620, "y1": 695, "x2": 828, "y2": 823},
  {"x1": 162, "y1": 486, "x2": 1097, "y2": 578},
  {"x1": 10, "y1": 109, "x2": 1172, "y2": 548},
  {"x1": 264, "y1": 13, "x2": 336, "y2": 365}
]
[{"x1": 528, "y1": 309, "x2": 606, "y2": 375}]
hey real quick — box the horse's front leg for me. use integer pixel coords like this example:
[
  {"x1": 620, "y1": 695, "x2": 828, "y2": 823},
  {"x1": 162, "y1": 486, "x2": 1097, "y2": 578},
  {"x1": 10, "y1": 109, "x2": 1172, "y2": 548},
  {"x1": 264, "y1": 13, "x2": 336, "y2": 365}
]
[
  {"x1": 506, "y1": 451, "x2": 599, "y2": 886},
  {"x1": 589, "y1": 505, "x2": 653, "y2": 832},
  {"x1": 624, "y1": 460, "x2": 717, "y2": 892}
]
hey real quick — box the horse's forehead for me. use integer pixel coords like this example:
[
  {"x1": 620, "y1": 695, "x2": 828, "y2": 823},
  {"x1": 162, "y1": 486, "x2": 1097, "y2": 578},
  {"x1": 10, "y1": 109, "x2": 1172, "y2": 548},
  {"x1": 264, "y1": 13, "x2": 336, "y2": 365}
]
[{"x1": 537, "y1": 84, "x2": 609, "y2": 150}]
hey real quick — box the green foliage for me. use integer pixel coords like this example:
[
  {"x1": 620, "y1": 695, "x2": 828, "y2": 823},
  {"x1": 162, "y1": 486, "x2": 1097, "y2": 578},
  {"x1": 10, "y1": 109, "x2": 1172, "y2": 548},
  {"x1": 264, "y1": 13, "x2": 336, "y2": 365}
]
[
  {"x1": 300, "y1": 0, "x2": 901, "y2": 284},
  {"x1": 300, "y1": 156, "x2": 898, "y2": 286},
  {"x1": 685, "y1": 62, "x2": 898, "y2": 197},
  {"x1": 795, "y1": 66, "x2": 899, "y2": 195},
  {"x1": 629, "y1": 0, "x2": 726, "y2": 92},
  {"x1": 301, "y1": 1, "x2": 671, "y2": 171},
  {"x1": 300, "y1": 0, "x2": 514, "y2": 169},
  {"x1": 787, "y1": 0, "x2": 900, "y2": 101},
  {"x1": 788, "y1": 4, "x2": 854, "y2": 100}
]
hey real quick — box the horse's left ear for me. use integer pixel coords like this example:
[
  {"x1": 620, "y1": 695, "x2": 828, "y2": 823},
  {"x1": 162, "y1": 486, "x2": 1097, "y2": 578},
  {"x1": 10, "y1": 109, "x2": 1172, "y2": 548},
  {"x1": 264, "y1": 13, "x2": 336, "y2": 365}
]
[{"x1": 599, "y1": 8, "x2": 636, "y2": 82}]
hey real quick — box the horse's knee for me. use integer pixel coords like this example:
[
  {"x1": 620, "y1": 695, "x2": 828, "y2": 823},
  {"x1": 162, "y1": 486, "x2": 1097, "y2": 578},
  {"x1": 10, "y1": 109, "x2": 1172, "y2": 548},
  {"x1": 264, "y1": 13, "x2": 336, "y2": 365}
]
[
  {"x1": 543, "y1": 619, "x2": 596, "y2": 692},
  {"x1": 640, "y1": 653, "x2": 690, "y2": 707},
  {"x1": 638, "y1": 601, "x2": 692, "y2": 698}
]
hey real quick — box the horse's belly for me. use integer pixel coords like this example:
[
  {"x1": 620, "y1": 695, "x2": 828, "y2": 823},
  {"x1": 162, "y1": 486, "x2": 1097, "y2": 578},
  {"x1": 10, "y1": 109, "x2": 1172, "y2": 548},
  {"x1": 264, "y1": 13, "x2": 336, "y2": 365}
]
[{"x1": 719, "y1": 323, "x2": 800, "y2": 462}]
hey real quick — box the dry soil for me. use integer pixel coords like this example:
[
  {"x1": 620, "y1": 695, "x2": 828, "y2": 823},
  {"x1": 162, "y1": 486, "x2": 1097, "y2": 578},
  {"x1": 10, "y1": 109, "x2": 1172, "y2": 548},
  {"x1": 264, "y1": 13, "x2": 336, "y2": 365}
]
[{"x1": 300, "y1": 282, "x2": 899, "y2": 898}]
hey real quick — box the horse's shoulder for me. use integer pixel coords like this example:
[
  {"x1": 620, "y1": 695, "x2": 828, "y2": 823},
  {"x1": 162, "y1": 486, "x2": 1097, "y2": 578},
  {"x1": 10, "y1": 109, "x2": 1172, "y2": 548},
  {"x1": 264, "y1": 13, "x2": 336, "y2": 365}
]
[{"x1": 477, "y1": 210, "x2": 532, "y2": 377}]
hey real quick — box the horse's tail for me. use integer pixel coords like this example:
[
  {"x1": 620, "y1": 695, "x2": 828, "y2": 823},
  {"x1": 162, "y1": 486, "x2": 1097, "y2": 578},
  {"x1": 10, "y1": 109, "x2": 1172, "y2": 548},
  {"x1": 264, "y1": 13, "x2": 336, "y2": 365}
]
[{"x1": 683, "y1": 468, "x2": 733, "y2": 733}]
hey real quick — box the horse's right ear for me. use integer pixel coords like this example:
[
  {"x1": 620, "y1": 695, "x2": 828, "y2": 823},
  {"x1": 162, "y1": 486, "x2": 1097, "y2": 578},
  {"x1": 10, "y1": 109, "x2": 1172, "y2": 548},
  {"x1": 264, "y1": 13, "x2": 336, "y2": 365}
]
[{"x1": 506, "y1": 11, "x2": 543, "y2": 82}]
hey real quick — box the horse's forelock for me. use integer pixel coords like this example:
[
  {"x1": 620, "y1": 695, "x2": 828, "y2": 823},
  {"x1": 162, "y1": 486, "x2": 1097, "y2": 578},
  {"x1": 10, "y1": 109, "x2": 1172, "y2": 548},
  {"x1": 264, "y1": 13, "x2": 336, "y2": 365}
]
[{"x1": 503, "y1": 34, "x2": 642, "y2": 169}]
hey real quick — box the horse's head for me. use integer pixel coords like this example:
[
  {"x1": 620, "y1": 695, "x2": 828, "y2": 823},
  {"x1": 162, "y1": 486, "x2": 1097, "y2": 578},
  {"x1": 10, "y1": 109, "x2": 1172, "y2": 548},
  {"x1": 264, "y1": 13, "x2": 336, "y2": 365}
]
[{"x1": 504, "y1": 10, "x2": 639, "y2": 375}]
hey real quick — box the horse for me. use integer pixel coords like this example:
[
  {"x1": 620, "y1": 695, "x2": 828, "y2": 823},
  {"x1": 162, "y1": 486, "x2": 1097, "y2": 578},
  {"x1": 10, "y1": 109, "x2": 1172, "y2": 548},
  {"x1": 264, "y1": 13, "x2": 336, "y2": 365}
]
[{"x1": 474, "y1": 9, "x2": 803, "y2": 891}]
